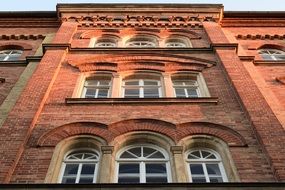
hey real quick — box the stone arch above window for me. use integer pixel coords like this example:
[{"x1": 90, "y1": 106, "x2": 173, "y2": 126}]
[
  {"x1": 37, "y1": 122, "x2": 109, "y2": 147},
  {"x1": 176, "y1": 122, "x2": 247, "y2": 147}
]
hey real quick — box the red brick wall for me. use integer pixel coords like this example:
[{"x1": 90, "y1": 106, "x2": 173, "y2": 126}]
[{"x1": 1, "y1": 18, "x2": 284, "y2": 184}]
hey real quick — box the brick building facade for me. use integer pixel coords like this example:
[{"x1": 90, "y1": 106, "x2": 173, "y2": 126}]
[{"x1": 0, "y1": 4, "x2": 284, "y2": 189}]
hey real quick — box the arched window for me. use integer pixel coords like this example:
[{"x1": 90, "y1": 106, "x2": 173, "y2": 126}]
[
  {"x1": 126, "y1": 36, "x2": 157, "y2": 47},
  {"x1": 186, "y1": 149, "x2": 228, "y2": 183},
  {"x1": 59, "y1": 150, "x2": 100, "y2": 184},
  {"x1": 259, "y1": 49, "x2": 285, "y2": 60},
  {"x1": 165, "y1": 36, "x2": 192, "y2": 48},
  {"x1": 81, "y1": 75, "x2": 112, "y2": 98},
  {"x1": 165, "y1": 39, "x2": 188, "y2": 48},
  {"x1": 94, "y1": 38, "x2": 117, "y2": 47},
  {"x1": 116, "y1": 145, "x2": 171, "y2": 183},
  {"x1": 122, "y1": 78, "x2": 162, "y2": 98},
  {"x1": 0, "y1": 49, "x2": 22, "y2": 61}
]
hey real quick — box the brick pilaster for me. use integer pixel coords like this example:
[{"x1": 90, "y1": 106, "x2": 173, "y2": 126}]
[{"x1": 203, "y1": 21, "x2": 285, "y2": 181}]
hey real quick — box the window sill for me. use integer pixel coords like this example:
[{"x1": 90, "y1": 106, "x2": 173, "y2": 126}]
[
  {"x1": 65, "y1": 97, "x2": 218, "y2": 104},
  {"x1": 254, "y1": 60, "x2": 285, "y2": 65},
  {"x1": 0, "y1": 60, "x2": 28, "y2": 66}
]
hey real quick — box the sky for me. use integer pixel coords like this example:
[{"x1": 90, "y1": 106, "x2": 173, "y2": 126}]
[{"x1": 0, "y1": 0, "x2": 284, "y2": 11}]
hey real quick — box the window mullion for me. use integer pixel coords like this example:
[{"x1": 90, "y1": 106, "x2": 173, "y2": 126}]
[
  {"x1": 3, "y1": 55, "x2": 8, "y2": 61},
  {"x1": 219, "y1": 162, "x2": 228, "y2": 182},
  {"x1": 184, "y1": 88, "x2": 188, "y2": 97},
  {"x1": 95, "y1": 88, "x2": 99, "y2": 98},
  {"x1": 140, "y1": 162, "x2": 146, "y2": 183},
  {"x1": 202, "y1": 163, "x2": 210, "y2": 182},
  {"x1": 76, "y1": 163, "x2": 83, "y2": 183},
  {"x1": 140, "y1": 80, "x2": 144, "y2": 98},
  {"x1": 93, "y1": 163, "x2": 97, "y2": 183}
]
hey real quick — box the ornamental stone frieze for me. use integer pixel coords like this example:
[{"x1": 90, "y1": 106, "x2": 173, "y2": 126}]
[{"x1": 57, "y1": 4, "x2": 223, "y2": 27}]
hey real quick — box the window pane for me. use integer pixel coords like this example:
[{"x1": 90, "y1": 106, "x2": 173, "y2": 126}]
[
  {"x1": 124, "y1": 89, "x2": 140, "y2": 97},
  {"x1": 143, "y1": 147, "x2": 156, "y2": 157},
  {"x1": 120, "y1": 151, "x2": 138, "y2": 159},
  {"x1": 119, "y1": 163, "x2": 139, "y2": 174},
  {"x1": 86, "y1": 80, "x2": 98, "y2": 86},
  {"x1": 184, "y1": 80, "x2": 196, "y2": 86},
  {"x1": 144, "y1": 88, "x2": 159, "y2": 98},
  {"x1": 189, "y1": 151, "x2": 201, "y2": 159},
  {"x1": 209, "y1": 177, "x2": 224, "y2": 183},
  {"x1": 64, "y1": 164, "x2": 79, "y2": 175},
  {"x1": 118, "y1": 177, "x2": 140, "y2": 183},
  {"x1": 201, "y1": 151, "x2": 211, "y2": 158},
  {"x1": 206, "y1": 164, "x2": 221, "y2": 175},
  {"x1": 85, "y1": 88, "x2": 96, "y2": 98},
  {"x1": 146, "y1": 163, "x2": 166, "y2": 173},
  {"x1": 275, "y1": 55, "x2": 285, "y2": 60},
  {"x1": 0, "y1": 55, "x2": 6, "y2": 61},
  {"x1": 190, "y1": 164, "x2": 204, "y2": 175},
  {"x1": 172, "y1": 81, "x2": 184, "y2": 86},
  {"x1": 6, "y1": 55, "x2": 19, "y2": 61},
  {"x1": 187, "y1": 88, "x2": 198, "y2": 97},
  {"x1": 192, "y1": 177, "x2": 207, "y2": 183},
  {"x1": 98, "y1": 80, "x2": 110, "y2": 86},
  {"x1": 147, "y1": 151, "x2": 165, "y2": 159},
  {"x1": 97, "y1": 89, "x2": 109, "y2": 98},
  {"x1": 81, "y1": 164, "x2": 95, "y2": 175},
  {"x1": 125, "y1": 81, "x2": 139, "y2": 85},
  {"x1": 78, "y1": 177, "x2": 94, "y2": 184},
  {"x1": 128, "y1": 147, "x2": 141, "y2": 157},
  {"x1": 61, "y1": 177, "x2": 77, "y2": 184},
  {"x1": 175, "y1": 88, "x2": 186, "y2": 97},
  {"x1": 144, "y1": 81, "x2": 158, "y2": 86},
  {"x1": 146, "y1": 176, "x2": 168, "y2": 183}
]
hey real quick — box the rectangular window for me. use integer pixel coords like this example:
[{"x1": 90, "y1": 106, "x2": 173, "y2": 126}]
[
  {"x1": 122, "y1": 79, "x2": 161, "y2": 98},
  {"x1": 82, "y1": 78, "x2": 111, "y2": 98},
  {"x1": 172, "y1": 80, "x2": 199, "y2": 98}
]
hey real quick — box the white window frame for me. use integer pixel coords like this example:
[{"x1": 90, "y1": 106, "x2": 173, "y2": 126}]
[
  {"x1": 122, "y1": 79, "x2": 162, "y2": 98},
  {"x1": 115, "y1": 144, "x2": 172, "y2": 183},
  {"x1": 81, "y1": 77, "x2": 112, "y2": 98},
  {"x1": 95, "y1": 42, "x2": 116, "y2": 47},
  {"x1": 125, "y1": 36, "x2": 157, "y2": 48},
  {"x1": 172, "y1": 79, "x2": 201, "y2": 98},
  {"x1": 171, "y1": 73, "x2": 210, "y2": 98},
  {"x1": 0, "y1": 49, "x2": 22, "y2": 61},
  {"x1": 185, "y1": 149, "x2": 228, "y2": 183},
  {"x1": 58, "y1": 149, "x2": 100, "y2": 184},
  {"x1": 165, "y1": 41, "x2": 187, "y2": 47},
  {"x1": 258, "y1": 49, "x2": 285, "y2": 60},
  {"x1": 126, "y1": 41, "x2": 156, "y2": 47}
]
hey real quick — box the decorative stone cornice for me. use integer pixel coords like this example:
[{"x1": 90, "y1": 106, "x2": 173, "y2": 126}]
[
  {"x1": 67, "y1": 53, "x2": 216, "y2": 72},
  {"x1": 56, "y1": 4, "x2": 224, "y2": 27},
  {"x1": 0, "y1": 12, "x2": 59, "y2": 28},
  {"x1": 236, "y1": 34, "x2": 285, "y2": 40},
  {"x1": 0, "y1": 34, "x2": 45, "y2": 41},
  {"x1": 222, "y1": 11, "x2": 285, "y2": 27}
]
